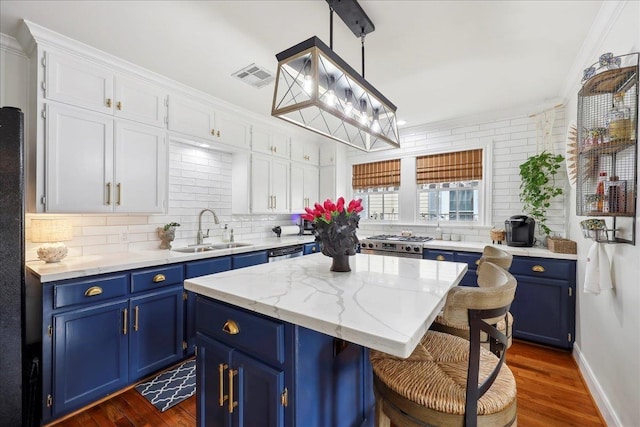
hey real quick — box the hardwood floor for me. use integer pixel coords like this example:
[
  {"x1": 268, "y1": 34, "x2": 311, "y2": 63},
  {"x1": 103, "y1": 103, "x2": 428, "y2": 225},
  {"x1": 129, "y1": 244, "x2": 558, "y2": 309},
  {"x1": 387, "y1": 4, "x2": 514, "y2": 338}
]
[{"x1": 48, "y1": 340, "x2": 604, "y2": 427}]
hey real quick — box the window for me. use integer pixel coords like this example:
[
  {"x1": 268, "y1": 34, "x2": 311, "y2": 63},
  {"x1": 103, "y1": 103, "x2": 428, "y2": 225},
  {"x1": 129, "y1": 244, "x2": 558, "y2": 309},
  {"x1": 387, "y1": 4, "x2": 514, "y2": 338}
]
[
  {"x1": 416, "y1": 149, "x2": 483, "y2": 223},
  {"x1": 353, "y1": 159, "x2": 400, "y2": 221}
]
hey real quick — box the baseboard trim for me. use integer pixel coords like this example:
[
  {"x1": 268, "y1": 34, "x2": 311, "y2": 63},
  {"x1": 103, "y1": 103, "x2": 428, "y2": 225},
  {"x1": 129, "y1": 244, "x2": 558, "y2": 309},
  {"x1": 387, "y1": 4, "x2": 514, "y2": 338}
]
[{"x1": 572, "y1": 342, "x2": 620, "y2": 426}]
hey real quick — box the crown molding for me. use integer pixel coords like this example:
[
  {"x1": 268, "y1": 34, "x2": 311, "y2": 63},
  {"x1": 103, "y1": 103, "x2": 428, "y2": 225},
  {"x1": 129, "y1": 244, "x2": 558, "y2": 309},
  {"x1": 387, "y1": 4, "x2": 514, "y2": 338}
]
[{"x1": 0, "y1": 33, "x2": 26, "y2": 56}]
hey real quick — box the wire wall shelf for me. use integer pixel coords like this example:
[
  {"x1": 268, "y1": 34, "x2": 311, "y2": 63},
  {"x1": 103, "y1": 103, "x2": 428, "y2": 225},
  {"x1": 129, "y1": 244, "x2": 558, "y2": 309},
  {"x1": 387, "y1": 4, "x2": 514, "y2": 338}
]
[{"x1": 576, "y1": 52, "x2": 638, "y2": 244}]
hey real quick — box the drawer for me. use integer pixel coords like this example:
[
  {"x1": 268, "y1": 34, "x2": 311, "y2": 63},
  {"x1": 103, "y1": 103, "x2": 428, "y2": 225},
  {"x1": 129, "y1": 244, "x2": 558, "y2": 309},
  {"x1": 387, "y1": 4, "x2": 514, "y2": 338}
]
[
  {"x1": 424, "y1": 249, "x2": 455, "y2": 262},
  {"x1": 54, "y1": 274, "x2": 128, "y2": 309},
  {"x1": 455, "y1": 251, "x2": 483, "y2": 270},
  {"x1": 511, "y1": 257, "x2": 574, "y2": 281},
  {"x1": 185, "y1": 257, "x2": 232, "y2": 279},
  {"x1": 131, "y1": 264, "x2": 184, "y2": 293},
  {"x1": 196, "y1": 297, "x2": 285, "y2": 365}
]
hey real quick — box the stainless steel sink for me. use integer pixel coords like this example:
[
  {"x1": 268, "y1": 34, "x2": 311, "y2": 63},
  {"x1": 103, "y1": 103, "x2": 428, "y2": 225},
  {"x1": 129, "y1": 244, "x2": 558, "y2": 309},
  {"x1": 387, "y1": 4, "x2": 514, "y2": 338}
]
[{"x1": 172, "y1": 242, "x2": 253, "y2": 253}]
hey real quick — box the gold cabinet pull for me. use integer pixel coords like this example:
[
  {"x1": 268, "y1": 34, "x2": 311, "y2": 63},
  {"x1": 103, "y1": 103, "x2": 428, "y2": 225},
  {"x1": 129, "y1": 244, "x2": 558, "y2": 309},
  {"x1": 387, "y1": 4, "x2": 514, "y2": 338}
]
[
  {"x1": 216, "y1": 130, "x2": 221, "y2": 137},
  {"x1": 311, "y1": 246, "x2": 317, "y2": 253},
  {"x1": 222, "y1": 320, "x2": 240, "y2": 335},
  {"x1": 228, "y1": 369, "x2": 238, "y2": 413},
  {"x1": 122, "y1": 308, "x2": 128, "y2": 335},
  {"x1": 106, "y1": 182, "x2": 112, "y2": 205},
  {"x1": 532, "y1": 265, "x2": 545, "y2": 273},
  {"x1": 106, "y1": 98, "x2": 112, "y2": 108},
  {"x1": 436, "y1": 255, "x2": 445, "y2": 261},
  {"x1": 475, "y1": 259, "x2": 481, "y2": 265},
  {"x1": 84, "y1": 286, "x2": 103, "y2": 297},
  {"x1": 281, "y1": 387, "x2": 288, "y2": 407},
  {"x1": 134, "y1": 306, "x2": 139, "y2": 332},
  {"x1": 116, "y1": 101, "x2": 122, "y2": 110},
  {"x1": 152, "y1": 274, "x2": 166, "y2": 283},
  {"x1": 218, "y1": 363, "x2": 228, "y2": 406},
  {"x1": 116, "y1": 183, "x2": 122, "y2": 206},
  {"x1": 211, "y1": 129, "x2": 216, "y2": 136}
]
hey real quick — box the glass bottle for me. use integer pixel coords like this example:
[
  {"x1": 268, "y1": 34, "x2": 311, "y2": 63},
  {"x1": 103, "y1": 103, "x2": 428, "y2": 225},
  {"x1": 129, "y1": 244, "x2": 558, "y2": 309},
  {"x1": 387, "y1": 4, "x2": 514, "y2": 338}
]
[
  {"x1": 607, "y1": 91, "x2": 630, "y2": 141},
  {"x1": 596, "y1": 171, "x2": 607, "y2": 212},
  {"x1": 222, "y1": 224, "x2": 230, "y2": 243}
]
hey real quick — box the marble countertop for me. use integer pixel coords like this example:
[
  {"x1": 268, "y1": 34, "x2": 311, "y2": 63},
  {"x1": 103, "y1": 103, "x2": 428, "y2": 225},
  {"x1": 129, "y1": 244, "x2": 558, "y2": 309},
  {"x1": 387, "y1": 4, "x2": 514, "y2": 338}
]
[
  {"x1": 27, "y1": 235, "x2": 316, "y2": 283},
  {"x1": 185, "y1": 253, "x2": 468, "y2": 358}
]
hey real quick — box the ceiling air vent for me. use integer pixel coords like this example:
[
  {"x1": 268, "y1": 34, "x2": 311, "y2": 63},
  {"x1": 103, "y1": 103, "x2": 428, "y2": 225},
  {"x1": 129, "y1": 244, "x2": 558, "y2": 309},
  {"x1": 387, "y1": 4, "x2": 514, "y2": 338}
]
[{"x1": 232, "y1": 63, "x2": 275, "y2": 89}]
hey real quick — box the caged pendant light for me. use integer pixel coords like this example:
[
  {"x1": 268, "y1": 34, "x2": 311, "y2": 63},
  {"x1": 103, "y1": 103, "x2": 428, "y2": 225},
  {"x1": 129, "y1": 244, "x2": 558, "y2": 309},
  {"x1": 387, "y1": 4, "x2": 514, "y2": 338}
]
[{"x1": 271, "y1": 0, "x2": 400, "y2": 152}]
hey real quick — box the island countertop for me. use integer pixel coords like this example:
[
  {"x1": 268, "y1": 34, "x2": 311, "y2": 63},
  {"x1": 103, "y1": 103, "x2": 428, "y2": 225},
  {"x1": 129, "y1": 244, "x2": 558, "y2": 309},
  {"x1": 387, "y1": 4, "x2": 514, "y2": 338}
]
[{"x1": 185, "y1": 253, "x2": 467, "y2": 358}]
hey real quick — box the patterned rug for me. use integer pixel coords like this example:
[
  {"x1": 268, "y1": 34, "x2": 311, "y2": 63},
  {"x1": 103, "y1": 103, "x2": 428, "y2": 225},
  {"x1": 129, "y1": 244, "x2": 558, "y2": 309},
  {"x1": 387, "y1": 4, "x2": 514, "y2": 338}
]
[{"x1": 135, "y1": 359, "x2": 196, "y2": 412}]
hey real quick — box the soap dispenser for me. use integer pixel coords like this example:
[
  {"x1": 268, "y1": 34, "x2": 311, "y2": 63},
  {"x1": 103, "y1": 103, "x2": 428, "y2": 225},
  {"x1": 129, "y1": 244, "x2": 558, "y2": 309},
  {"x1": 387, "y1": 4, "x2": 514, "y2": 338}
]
[
  {"x1": 435, "y1": 222, "x2": 442, "y2": 240},
  {"x1": 222, "y1": 224, "x2": 231, "y2": 243}
]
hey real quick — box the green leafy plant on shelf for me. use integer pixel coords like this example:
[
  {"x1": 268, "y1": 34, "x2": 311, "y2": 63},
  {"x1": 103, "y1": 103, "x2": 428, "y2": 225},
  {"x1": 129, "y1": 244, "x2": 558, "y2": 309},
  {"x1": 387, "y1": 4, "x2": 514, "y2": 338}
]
[{"x1": 519, "y1": 151, "x2": 565, "y2": 238}]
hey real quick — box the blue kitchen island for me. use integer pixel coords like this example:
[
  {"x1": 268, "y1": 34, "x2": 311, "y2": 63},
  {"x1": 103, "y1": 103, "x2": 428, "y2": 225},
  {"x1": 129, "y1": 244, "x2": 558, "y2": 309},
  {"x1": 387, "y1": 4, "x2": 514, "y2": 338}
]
[{"x1": 185, "y1": 253, "x2": 468, "y2": 427}]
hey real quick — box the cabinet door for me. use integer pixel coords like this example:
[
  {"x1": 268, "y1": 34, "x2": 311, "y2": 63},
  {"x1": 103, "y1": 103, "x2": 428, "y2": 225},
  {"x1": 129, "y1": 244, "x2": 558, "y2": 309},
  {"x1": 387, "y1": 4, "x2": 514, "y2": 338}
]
[
  {"x1": 45, "y1": 50, "x2": 114, "y2": 114},
  {"x1": 216, "y1": 111, "x2": 250, "y2": 150},
  {"x1": 46, "y1": 103, "x2": 113, "y2": 212},
  {"x1": 168, "y1": 95, "x2": 216, "y2": 140},
  {"x1": 290, "y1": 139, "x2": 319, "y2": 165},
  {"x1": 53, "y1": 300, "x2": 128, "y2": 417},
  {"x1": 114, "y1": 75, "x2": 166, "y2": 127},
  {"x1": 197, "y1": 334, "x2": 233, "y2": 427},
  {"x1": 129, "y1": 287, "x2": 184, "y2": 381},
  {"x1": 271, "y1": 157, "x2": 290, "y2": 213},
  {"x1": 252, "y1": 127, "x2": 289, "y2": 158},
  {"x1": 510, "y1": 275, "x2": 573, "y2": 349},
  {"x1": 114, "y1": 120, "x2": 166, "y2": 213},
  {"x1": 303, "y1": 165, "x2": 319, "y2": 209},
  {"x1": 290, "y1": 163, "x2": 305, "y2": 212},
  {"x1": 319, "y1": 165, "x2": 336, "y2": 202},
  {"x1": 233, "y1": 351, "x2": 285, "y2": 427},
  {"x1": 251, "y1": 154, "x2": 272, "y2": 213}
]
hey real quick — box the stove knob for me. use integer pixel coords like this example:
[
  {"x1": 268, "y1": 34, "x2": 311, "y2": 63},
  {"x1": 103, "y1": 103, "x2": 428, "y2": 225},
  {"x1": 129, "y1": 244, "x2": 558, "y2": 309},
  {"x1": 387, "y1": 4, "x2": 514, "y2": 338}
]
[
  {"x1": 368, "y1": 243, "x2": 374, "y2": 248},
  {"x1": 405, "y1": 246, "x2": 411, "y2": 252},
  {"x1": 414, "y1": 247, "x2": 420, "y2": 252}
]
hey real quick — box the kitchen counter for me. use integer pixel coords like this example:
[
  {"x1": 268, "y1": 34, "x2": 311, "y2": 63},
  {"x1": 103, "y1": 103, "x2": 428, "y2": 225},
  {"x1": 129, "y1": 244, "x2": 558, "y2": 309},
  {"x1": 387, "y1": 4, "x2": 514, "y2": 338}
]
[
  {"x1": 423, "y1": 240, "x2": 578, "y2": 260},
  {"x1": 185, "y1": 253, "x2": 468, "y2": 358},
  {"x1": 26, "y1": 235, "x2": 316, "y2": 283}
]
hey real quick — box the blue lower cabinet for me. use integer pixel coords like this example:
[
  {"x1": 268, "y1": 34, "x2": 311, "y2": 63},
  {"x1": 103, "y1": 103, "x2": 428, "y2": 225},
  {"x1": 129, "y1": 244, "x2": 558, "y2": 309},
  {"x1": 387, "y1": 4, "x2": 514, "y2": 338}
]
[
  {"x1": 129, "y1": 286, "x2": 185, "y2": 382},
  {"x1": 186, "y1": 257, "x2": 233, "y2": 356},
  {"x1": 303, "y1": 242, "x2": 320, "y2": 255},
  {"x1": 232, "y1": 251, "x2": 268, "y2": 269},
  {"x1": 52, "y1": 299, "x2": 129, "y2": 417},
  {"x1": 196, "y1": 296, "x2": 374, "y2": 427}
]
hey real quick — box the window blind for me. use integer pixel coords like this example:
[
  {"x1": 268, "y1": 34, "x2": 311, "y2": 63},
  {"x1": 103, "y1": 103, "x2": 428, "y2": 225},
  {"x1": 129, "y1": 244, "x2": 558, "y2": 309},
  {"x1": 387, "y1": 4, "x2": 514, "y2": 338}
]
[
  {"x1": 352, "y1": 159, "x2": 401, "y2": 190},
  {"x1": 416, "y1": 149, "x2": 483, "y2": 184}
]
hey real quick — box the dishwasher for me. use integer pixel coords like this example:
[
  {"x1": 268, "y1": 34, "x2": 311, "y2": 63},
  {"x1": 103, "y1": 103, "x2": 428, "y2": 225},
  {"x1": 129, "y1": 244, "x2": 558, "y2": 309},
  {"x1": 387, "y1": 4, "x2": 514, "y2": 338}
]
[{"x1": 268, "y1": 244, "x2": 304, "y2": 262}]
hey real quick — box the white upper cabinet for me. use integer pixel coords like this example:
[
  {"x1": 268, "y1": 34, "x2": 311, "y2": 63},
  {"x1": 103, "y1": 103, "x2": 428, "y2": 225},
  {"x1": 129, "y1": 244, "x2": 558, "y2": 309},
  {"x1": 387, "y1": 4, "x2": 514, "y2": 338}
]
[
  {"x1": 45, "y1": 50, "x2": 114, "y2": 114},
  {"x1": 291, "y1": 163, "x2": 319, "y2": 213},
  {"x1": 45, "y1": 103, "x2": 166, "y2": 213},
  {"x1": 114, "y1": 121, "x2": 166, "y2": 213},
  {"x1": 251, "y1": 154, "x2": 290, "y2": 214},
  {"x1": 114, "y1": 75, "x2": 166, "y2": 127},
  {"x1": 45, "y1": 51, "x2": 167, "y2": 127},
  {"x1": 168, "y1": 95, "x2": 250, "y2": 150},
  {"x1": 290, "y1": 138, "x2": 319, "y2": 166},
  {"x1": 252, "y1": 127, "x2": 290, "y2": 159}
]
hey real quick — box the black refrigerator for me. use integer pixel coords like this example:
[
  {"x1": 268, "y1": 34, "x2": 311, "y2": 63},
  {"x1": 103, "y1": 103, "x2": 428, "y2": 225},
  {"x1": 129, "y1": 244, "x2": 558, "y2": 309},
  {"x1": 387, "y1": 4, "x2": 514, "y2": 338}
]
[{"x1": 0, "y1": 106, "x2": 31, "y2": 427}]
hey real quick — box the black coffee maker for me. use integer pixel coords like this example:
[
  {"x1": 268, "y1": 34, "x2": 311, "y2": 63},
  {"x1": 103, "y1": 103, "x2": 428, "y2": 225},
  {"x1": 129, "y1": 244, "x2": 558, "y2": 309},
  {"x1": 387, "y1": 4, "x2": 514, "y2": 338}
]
[{"x1": 505, "y1": 215, "x2": 535, "y2": 247}]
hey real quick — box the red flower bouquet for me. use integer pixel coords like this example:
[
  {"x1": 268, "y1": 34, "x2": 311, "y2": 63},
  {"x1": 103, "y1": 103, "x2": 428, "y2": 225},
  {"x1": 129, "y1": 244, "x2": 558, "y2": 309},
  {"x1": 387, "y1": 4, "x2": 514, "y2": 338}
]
[{"x1": 302, "y1": 197, "x2": 362, "y2": 271}]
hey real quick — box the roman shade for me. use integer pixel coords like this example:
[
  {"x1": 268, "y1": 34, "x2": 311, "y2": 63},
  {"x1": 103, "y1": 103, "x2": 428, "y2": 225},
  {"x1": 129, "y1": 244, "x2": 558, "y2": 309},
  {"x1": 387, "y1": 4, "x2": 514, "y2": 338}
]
[
  {"x1": 416, "y1": 149, "x2": 483, "y2": 184},
  {"x1": 352, "y1": 159, "x2": 401, "y2": 190}
]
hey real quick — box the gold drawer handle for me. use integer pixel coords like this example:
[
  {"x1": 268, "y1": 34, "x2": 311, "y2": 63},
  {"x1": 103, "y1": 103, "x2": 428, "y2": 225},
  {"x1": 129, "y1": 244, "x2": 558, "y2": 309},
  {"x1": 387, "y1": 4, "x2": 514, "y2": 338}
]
[
  {"x1": 218, "y1": 363, "x2": 228, "y2": 407},
  {"x1": 222, "y1": 320, "x2": 240, "y2": 335},
  {"x1": 311, "y1": 246, "x2": 317, "y2": 252},
  {"x1": 475, "y1": 259, "x2": 480, "y2": 265},
  {"x1": 532, "y1": 265, "x2": 545, "y2": 273},
  {"x1": 84, "y1": 286, "x2": 103, "y2": 297},
  {"x1": 152, "y1": 274, "x2": 166, "y2": 283},
  {"x1": 436, "y1": 255, "x2": 445, "y2": 261},
  {"x1": 106, "y1": 98, "x2": 112, "y2": 108}
]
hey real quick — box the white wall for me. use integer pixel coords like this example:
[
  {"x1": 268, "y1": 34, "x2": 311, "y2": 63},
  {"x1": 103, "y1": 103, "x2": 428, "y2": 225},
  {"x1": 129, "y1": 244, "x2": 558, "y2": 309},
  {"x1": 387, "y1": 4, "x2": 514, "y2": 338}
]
[
  {"x1": 351, "y1": 109, "x2": 568, "y2": 243},
  {"x1": 564, "y1": 2, "x2": 640, "y2": 426}
]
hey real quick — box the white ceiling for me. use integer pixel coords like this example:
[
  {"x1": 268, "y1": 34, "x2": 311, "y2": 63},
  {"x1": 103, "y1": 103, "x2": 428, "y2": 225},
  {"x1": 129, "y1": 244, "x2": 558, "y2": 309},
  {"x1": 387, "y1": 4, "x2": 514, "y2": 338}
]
[{"x1": 0, "y1": 0, "x2": 603, "y2": 130}]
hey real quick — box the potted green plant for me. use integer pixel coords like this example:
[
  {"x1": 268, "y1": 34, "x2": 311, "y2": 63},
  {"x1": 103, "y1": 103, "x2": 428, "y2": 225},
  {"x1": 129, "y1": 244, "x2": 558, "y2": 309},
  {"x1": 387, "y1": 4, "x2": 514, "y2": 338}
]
[{"x1": 518, "y1": 151, "x2": 565, "y2": 239}]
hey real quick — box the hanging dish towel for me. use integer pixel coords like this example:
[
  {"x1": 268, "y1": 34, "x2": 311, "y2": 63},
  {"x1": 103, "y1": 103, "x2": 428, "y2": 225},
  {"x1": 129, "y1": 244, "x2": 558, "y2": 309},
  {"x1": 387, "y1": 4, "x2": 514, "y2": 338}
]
[{"x1": 583, "y1": 242, "x2": 613, "y2": 294}]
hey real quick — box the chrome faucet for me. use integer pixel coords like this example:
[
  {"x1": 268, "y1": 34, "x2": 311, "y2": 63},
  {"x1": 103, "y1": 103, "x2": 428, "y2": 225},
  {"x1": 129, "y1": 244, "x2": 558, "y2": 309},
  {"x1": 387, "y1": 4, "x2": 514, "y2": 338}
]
[{"x1": 196, "y1": 209, "x2": 219, "y2": 245}]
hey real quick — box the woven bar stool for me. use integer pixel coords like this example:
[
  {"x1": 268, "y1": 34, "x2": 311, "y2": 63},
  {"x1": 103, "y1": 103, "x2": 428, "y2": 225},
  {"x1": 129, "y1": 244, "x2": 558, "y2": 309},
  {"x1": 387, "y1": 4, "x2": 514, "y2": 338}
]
[
  {"x1": 432, "y1": 245, "x2": 514, "y2": 350},
  {"x1": 370, "y1": 262, "x2": 518, "y2": 427}
]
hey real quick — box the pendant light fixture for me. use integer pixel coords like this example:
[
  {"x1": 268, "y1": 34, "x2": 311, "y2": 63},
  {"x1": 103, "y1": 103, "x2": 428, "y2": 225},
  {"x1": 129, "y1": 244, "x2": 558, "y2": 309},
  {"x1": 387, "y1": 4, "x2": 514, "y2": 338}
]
[{"x1": 271, "y1": 0, "x2": 400, "y2": 152}]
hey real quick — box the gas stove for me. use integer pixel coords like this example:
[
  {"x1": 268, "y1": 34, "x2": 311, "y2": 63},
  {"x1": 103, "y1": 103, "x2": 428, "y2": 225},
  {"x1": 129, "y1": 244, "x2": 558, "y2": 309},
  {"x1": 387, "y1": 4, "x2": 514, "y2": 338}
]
[{"x1": 360, "y1": 235, "x2": 433, "y2": 258}]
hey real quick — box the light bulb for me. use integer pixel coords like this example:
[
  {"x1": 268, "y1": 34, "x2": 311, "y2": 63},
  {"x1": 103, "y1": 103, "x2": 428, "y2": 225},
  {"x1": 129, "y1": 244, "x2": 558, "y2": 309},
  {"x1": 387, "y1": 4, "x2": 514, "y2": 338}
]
[
  {"x1": 371, "y1": 108, "x2": 381, "y2": 132},
  {"x1": 344, "y1": 88, "x2": 354, "y2": 116},
  {"x1": 324, "y1": 75, "x2": 336, "y2": 107},
  {"x1": 303, "y1": 75, "x2": 313, "y2": 95},
  {"x1": 359, "y1": 99, "x2": 369, "y2": 125}
]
